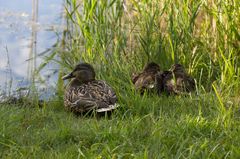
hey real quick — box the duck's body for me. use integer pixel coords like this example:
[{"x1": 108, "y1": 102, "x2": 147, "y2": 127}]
[
  {"x1": 132, "y1": 62, "x2": 161, "y2": 94},
  {"x1": 156, "y1": 64, "x2": 195, "y2": 95},
  {"x1": 62, "y1": 63, "x2": 118, "y2": 114}
]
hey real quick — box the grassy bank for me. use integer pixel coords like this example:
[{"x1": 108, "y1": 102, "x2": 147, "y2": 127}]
[
  {"x1": 0, "y1": 94, "x2": 240, "y2": 158},
  {"x1": 1, "y1": 0, "x2": 240, "y2": 158}
]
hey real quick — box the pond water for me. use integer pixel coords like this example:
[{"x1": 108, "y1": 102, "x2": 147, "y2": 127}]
[{"x1": 0, "y1": 0, "x2": 65, "y2": 98}]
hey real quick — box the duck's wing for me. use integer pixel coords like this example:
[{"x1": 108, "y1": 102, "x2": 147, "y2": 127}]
[
  {"x1": 93, "y1": 80, "x2": 119, "y2": 112},
  {"x1": 89, "y1": 80, "x2": 117, "y2": 104},
  {"x1": 96, "y1": 103, "x2": 120, "y2": 112},
  {"x1": 162, "y1": 72, "x2": 181, "y2": 95},
  {"x1": 67, "y1": 97, "x2": 118, "y2": 113},
  {"x1": 87, "y1": 80, "x2": 118, "y2": 112},
  {"x1": 134, "y1": 72, "x2": 156, "y2": 90},
  {"x1": 64, "y1": 80, "x2": 117, "y2": 113},
  {"x1": 64, "y1": 85, "x2": 95, "y2": 113},
  {"x1": 163, "y1": 72, "x2": 195, "y2": 95}
]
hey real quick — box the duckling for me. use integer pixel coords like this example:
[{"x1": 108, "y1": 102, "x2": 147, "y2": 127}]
[
  {"x1": 62, "y1": 63, "x2": 118, "y2": 114},
  {"x1": 156, "y1": 64, "x2": 195, "y2": 95},
  {"x1": 131, "y1": 62, "x2": 161, "y2": 94}
]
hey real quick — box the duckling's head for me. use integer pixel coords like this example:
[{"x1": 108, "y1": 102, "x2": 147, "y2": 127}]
[
  {"x1": 170, "y1": 64, "x2": 185, "y2": 73},
  {"x1": 143, "y1": 62, "x2": 160, "y2": 72},
  {"x1": 62, "y1": 63, "x2": 96, "y2": 83}
]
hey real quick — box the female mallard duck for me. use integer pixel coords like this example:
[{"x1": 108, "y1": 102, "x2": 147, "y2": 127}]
[
  {"x1": 156, "y1": 64, "x2": 195, "y2": 95},
  {"x1": 131, "y1": 62, "x2": 161, "y2": 94},
  {"x1": 62, "y1": 63, "x2": 118, "y2": 114}
]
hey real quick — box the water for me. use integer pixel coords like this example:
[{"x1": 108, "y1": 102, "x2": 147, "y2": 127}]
[{"x1": 0, "y1": 0, "x2": 65, "y2": 98}]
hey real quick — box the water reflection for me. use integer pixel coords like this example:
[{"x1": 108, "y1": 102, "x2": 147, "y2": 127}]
[{"x1": 0, "y1": 0, "x2": 64, "y2": 98}]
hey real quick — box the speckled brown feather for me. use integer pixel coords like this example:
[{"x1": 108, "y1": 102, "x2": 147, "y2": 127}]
[
  {"x1": 62, "y1": 63, "x2": 118, "y2": 114},
  {"x1": 158, "y1": 64, "x2": 195, "y2": 95},
  {"x1": 64, "y1": 80, "x2": 117, "y2": 113},
  {"x1": 131, "y1": 62, "x2": 161, "y2": 94}
]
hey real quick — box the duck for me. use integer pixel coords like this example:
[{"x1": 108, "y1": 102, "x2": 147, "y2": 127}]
[
  {"x1": 131, "y1": 62, "x2": 161, "y2": 94},
  {"x1": 62, "y1": 63, "x2": 118, "y2": 114},
  {"x1": 156, "y1": 64, "x2": 195, "y2": 95}
]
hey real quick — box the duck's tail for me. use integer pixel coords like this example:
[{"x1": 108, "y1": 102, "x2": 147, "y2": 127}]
[{"x1": 96, "y1": 103, "x2": 120, "y2": 113}]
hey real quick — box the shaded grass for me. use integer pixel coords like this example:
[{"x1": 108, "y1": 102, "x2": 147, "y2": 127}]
[{"x1": 0, "y1": 93, "x2": 240, "y2": 158}]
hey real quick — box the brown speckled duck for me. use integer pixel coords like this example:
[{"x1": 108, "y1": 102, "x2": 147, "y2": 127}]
[
  {"x1": 62, "y1": 63, "x2": 118, "y2": 114},
  {"x1": 156, "y1": 64, "x2": 195, "y2": 95},
  {"x1": 131, "y1": 62, "x2": 161, "y2": 94}
]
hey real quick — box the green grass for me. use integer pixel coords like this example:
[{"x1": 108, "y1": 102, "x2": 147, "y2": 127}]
[
  {"x1": 49, "y1": 0, "x2": 240, "y2": 96},
  {"x1": 1, "y1": 0, "x2": 240, "y2": 158},
  {"x1": 0, "y1": 94, "x2": 240, "y2": 158}
]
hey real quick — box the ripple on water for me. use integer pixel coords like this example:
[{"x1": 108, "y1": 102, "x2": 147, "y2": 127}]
[{"x1": 0, "y1": 0, "x2": 65, "y2": 99}]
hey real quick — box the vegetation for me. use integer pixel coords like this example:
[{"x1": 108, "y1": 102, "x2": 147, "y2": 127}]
[
  {"x1": 1, "y1": 94, "x2": 240, "y2": 158},
  {"x1": 1, "y1": 0, "x2": 240, "y2": 158}
]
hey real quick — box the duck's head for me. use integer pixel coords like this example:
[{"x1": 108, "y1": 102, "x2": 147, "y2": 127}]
[
  {"x1": 62, "y1": 63, "x2": 96, "y2": 83},
  {"x1": 170, "y1": 64, "x2": 185, "y2": 73},
  {"x1": 143, "y1": 62, "x2": 160, "y2": 72}
]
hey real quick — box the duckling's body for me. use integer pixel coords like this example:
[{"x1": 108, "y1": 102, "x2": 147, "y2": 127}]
[
  {"x1": 62, "y1": 63, "x2": 118, "y2": 114},
  {"x1": 132, "y1": 62, "x2": 161, "y2": 94},
  {"x1": 156, "y1": 64, "x2": 195, "y2": 95}
]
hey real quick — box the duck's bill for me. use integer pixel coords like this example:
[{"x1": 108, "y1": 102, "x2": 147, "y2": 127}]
[{"x1": 62, "y1": 73, "x2": 74, "y2": 80}]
